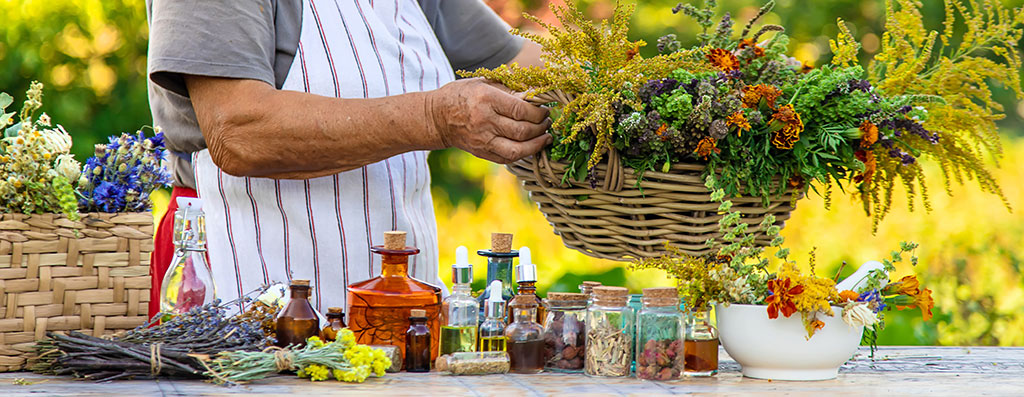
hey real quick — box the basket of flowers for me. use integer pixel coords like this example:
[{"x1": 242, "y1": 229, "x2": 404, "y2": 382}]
[
  {"x1": 464, "y1": 0, "x2": 1013, "y2": 261},
  {"x1": 0, "y1": 82, "x2": 170, "y2": 371}
]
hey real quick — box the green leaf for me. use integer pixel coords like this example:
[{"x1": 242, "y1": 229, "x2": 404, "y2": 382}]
[
  {"x1": 0, "y1": 93, "x2": 12, "y2": 109},
  {"x1": 5, "y1": 122, "x2": 22, "y2": 138}
]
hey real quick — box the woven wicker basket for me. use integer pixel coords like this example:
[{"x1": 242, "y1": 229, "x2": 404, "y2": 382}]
[
  {"x1": 0, "y1": 212, "x2": 152, "y2": 371},
  {"x1": 506, "y1": 150, "x2": 799, "y2": 261}
]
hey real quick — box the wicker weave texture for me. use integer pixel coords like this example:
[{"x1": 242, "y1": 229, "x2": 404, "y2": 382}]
[
  {"x1": 0, "y1": 213, "x2": 152, "y2": 371},
  {"x1": 506, "y1": 153, "x2": 797, "y2": 261}
]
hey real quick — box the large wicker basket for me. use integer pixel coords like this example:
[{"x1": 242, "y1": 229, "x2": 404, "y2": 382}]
[
  {"x1": 0, "y1": 212, "x2": 152, "y2": 371},
  {"x1": 506, "y1": 150, "x2": 799, "y2": 261}
]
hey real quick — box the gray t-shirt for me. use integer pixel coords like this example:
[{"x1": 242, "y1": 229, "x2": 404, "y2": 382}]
[{"x1": 147, "y1": 0, "x2": 524, "y2": 189}]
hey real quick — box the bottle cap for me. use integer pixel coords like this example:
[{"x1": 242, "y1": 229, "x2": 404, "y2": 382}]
[
  {"x1": 384, "y1": 231, "x2": 407, "y2": 250},
  {"x1": 592, "y1": 286, "x2": 628, "y2": 306},
  {"x1": 491, "y1": 233, "x2": 513, "y2": 253},
  {"x1": 175, "y1": 197, "x2": 203, "y2": 211},
  {"x1": 410, "y1": 309, "x2": 427, "y2": 318},
  {"x1": 509, "y1": 294, "x2": 538, "y2": 309},
  {"x1": 515, "y1": 247, "x2": 537, "y2": 282},
  {"x1": 485, "y1": 280, "x2": 505, "y2": 318},
  {"x1": 642, "y1": 287, "x2": 680, "y2": 307},
  {"x1": 452, "y1": 246, "x2": 473, "y2": 284},
  {"x1": 327, "y1": 307, "x2": 343, "y2": 314},
  {"x1": 291, "y1": 279, "x2": 310, "y2": 287}
]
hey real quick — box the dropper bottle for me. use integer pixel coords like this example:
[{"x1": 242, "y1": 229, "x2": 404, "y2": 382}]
[
  {"x1": 478, "y1": 280, "x2": 508, "y2": 352},
  {"x1": 509, "y1": 247, "x2": 546, "y2": 325},
  {"x1": 440, "y1": 246, "x2": 479, "y2": 355}
]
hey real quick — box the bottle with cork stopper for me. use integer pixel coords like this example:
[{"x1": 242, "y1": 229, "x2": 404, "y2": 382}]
[
  {"x1": 584, "y1": 286, "x2": 634, "y2": 377},
  {"x1": 505, "y1": 294, "x2": 545, "y2": 373},
  {"x1": 635, "y1": 287, "x2": 685, "y2": 381},
  {"x1": 579, "y1": 281, "x2": 602, "y2": 307},
  {"x1": 405, "y1": 309, "x2": 432, "y2": 372},
  {"x1": 347, "y1": 231, "x2": 442, "y2": 369},
  {"x1": 320, "y1": 307, "x2": 347, "y2": 342},
  {"x1": 476, "y1": 233, "x2": 517, "y2": 323},
  {"x1": 508, "y1": 247, "x2": 545, "y2": 325},
  {"x1": 275, "y1": 279, "x2": 320, "y2": 348}
]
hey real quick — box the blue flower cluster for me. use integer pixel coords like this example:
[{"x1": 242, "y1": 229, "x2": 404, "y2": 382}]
[{"x1": 77, "y1": 130, "x2": 172, "y2": 213}]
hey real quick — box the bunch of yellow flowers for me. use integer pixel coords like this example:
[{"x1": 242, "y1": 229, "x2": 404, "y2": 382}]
[{"x1": 295, "y1": 332, "x2": 390, "y2": 383}]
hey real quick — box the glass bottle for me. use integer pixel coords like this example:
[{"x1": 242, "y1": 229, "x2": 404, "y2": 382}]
[
  {"x1": 435, "y1": 351, "x2": 510, "y2": 375},
  {"x1": 579, "y1": 281, "x2": 602, "y2": 307},
  {"x1": 160, "y1": 197, "x2": 216, "y2": 317},
  {"x1": 478, "y1": 280, "x2": 507, "y2": 352},
  {"x1": 275, "y1": 279, "x2": 320, "y2": 348},
  {"x1": 347, "y1": 231, "x2": 442, "y2": 368},
  {"x1": 627, "y1": 293, "x2": 643, "y2": 374},
  {"x1": 542, "y1": 292, "x2": 587, "y2": 373},
  {"x1": 508, "y1": 247, "x2": 545, "y2": 325},
  {"x1": 684, "y1": 306, "x2": 719, "y2": 376},
  {"x1": 476, "y1": 233, "x2": 517, "y2": 323},
  {"x1": 635, "y1": 288, "x2": 685, "y2": 381},
  {"x1": 505, "y1": 294, "x2": 545, "y2": 374},
  {"x1": 405, "y1": 309, "x2": 432, "y2": 372},
  {"x1": 584, "y1": 286, "x2": 634, "y2": 377},
  {"x1": 320, "y1": 307, "x2": 346, "y2": 342},
  {"x1": 440, "y1": 246, "x2": 479, "y2": 355}
]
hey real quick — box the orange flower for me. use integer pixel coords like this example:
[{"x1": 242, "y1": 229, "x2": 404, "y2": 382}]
[
  {"x1": 726, "y1": 111, "x2": 751, "y2": 136},
  {"x1": 800, "y1": 61, "x2": 814, "y2": 74},
  {"x1": 859, "y1": 121, "x2": 879, "y2": 148},
  {"x1": 738, "y1": 39, "x2": 765, "y2": 58},
  {"x1": 804, "y1": 318, "x2": 826, "y2": 337},
  {"x1": 706, "y1": 48, "x2": 740, "y2": 72},
  {"x1": 853, "y1": 150, "x2": 877, "y2": 184},
  {"x1": 769, "y1": 104, "x2": 803, "y2": 150},
  {"x1": 655, "y1": 123, "x2": 670, "y2": 141},
  {"x1": 694, "y1": 137, "x2": 720, "y2": 159},
  {"x1": 884, "y1": 275, "x2": 921, "y2": 296},
  {"x1": 839, "y1": 290, "x2": 860, "y2": 302},
  {"x1": 914, "y1": 288, "x2": 934, "y2": 321},
  {"x1": 741, "y1": 84, "x2": 782, "y2": 109},
  {"x1": 765, "y1": 278, "x2": 804, "y2": 319}
]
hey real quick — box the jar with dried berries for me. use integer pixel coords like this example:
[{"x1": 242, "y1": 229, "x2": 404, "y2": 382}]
[
  {"x1": 635, "y1": 287, "x2": 684, "y2": 381},
  {"x1": 542, "y1": 292, "x2": 587, "y2": 372}
]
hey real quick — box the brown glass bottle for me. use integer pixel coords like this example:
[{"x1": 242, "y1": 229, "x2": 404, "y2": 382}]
[
  {"x1": 405, "y1": 309, "x2": 432, "y2": 372},
  {"x1": 507, "y1": 247, "x2": 545, "y2": 325},
  {"x1": 347, "y1": 231, "x2": 442, "y2": 368},
  {"x1": 505, "y1": 294, "x2": 545, "y2": 374},
  {"x1": 275, "y1": 279, "x2": 320, "y2": 348},
  {"x1": 320, "y1": 307, "x2": 347, "y2": 342}
]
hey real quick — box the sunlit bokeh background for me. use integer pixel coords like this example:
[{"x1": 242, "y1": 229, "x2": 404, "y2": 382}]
[{"x1": 3, "y1": 0, "x2": 1022, "y2": 345}]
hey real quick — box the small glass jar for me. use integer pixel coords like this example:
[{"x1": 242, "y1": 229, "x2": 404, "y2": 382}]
[
  {"x1": 275, "y1": 279, "x2": 320, "y2": 348},
  {"x1": 542, "y1": 292, "x2": 587, "y2": 372},
  {"x1": 405, "y1": 309, "x2": 432, "y2": 372},
  {"x1": 578, "y1": 281, "x2": 601, "y2": 306},
  {"x1": 684, "y1": 306, "x2": 719, "y2": 376},
  {"x1": 635, "y1": 288, "x2": 684, "y2": 381},
  {"x1": 584, "y1": 286, "x2": 634, "y2": 377},
  {"x1": 320, "y1": 307, "x2": 346, "y2": 342},
  {"x1": 435, "y1": 351, "x2": 511, "y2": 375},
  {"x1": 505, "y1": 295, "x2": 545, "y2": 374}
]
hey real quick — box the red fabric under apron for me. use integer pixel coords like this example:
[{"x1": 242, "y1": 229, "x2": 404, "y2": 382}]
[{"x1": 148, "y1": 186, "x2": 198, "y2": 318}]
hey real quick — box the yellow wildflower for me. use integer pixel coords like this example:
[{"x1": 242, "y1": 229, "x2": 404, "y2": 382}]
[{"x1": 303, "y1": 364, "x2": 330, "y2": 381}]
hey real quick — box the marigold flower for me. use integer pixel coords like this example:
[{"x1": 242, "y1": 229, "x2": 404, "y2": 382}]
[
  {"x1": 706, "y1": 48, "x2": 740, "y2": 71},
  {"x1": 765, "y1": 277, "x2": 804, "y2": 319},
  {"x1": 853, "y1": 150, "x2": 877, "y2": 184},
  {"x1": 741, "y1": 84, "x2": 782, "y2": 109},
  {"x1": 738, "y1": 39, "x2": 765, "y2": 58},
  {"x1": 726, "y1": 111, "x2": 751, "y2": 135},
  {"x1": 859, "y1": 121, "x2": 879, "y2": 148},
  {"x1": 883, "y1": 275, "x2": 921, "y2": 296},
  {"x1": 694, "y1": 136, "x2": 720, "y2": 159},
  {"x1": 839, "y1": 290, "x2": 860, "y2": 302},
  {"x1": 769, "y1": 104, "x2": 803, "y2": 149},
  {"x1": 914, "y1": 288, "x2": 934, "y2": 321},
  {"x1": 655, "y1": 123, "x2": 670, "y2": 141}
]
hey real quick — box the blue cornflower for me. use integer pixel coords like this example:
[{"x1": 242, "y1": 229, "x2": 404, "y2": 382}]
[{"x1": 859, "y1": 289, "x2": 886, "y2": 313}]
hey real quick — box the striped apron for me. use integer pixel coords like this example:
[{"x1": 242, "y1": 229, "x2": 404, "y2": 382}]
[{"x1": 193, "y1": 0, "x2": 454, "y2": 312}]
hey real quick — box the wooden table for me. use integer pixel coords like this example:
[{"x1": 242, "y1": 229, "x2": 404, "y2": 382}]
[{"x1": 1, "y1": 346, "x2": 1021, "y2": 395}]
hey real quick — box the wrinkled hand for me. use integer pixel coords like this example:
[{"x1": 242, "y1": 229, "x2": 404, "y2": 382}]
[{"x1": 427, "y1": 78, "x2": 552, "y2": 164}]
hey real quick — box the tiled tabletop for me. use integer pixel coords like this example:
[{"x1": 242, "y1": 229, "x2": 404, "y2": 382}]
[{"x1": 1, "y1": 346, "x2": 1022, "y2": 396}]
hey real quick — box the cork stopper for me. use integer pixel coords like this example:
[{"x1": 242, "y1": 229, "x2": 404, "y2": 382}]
[
  {"x1": 327, "y1": 307, "x2": 343, "y2": 314},
  {"x1": 384, "y1": 231, "x2": 407, "y2": 250},
  {"x1": 491, "y1": 233, "x2": 513, "y2": 253},
  {"x1": 410, "y1": 309, "x2": 426, "y2": 318},
  {"x1": 592, "y1": 286, "x2": 628, "y2": 306},
  {"x1": 291, "y1": 279, "x2": 310, "y2": 287},
  {"x1": 581, "y1": 281, "x2": 603, "y2": 288},
  {"x1": 643, "y1": 287, "x2": 680, "y2": 307},
  {"x1": 547, "y1": 292, "x2": 587, "y2": 301}
]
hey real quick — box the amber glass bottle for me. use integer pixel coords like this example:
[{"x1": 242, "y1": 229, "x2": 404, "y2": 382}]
[
  {"x1": 508, "y1": 247, "x2": 545, "y2": 325},
  {"x1": 275, "y1": 279, "x2": 320, "y2": 348},
  {"x1": 505, "y1": 294, "x2": 545, "y2": 374},
  {"x1": 347, "y1": 231, "x2": 442, "y2": 368},
  {"x1": 320, "y1": 307, "x2": 346, "y2": 342},
  {"x1": 405, "y1": 309, "x2": 432, "y2": 372}
]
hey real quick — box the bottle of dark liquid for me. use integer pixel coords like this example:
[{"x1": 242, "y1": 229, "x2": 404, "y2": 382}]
[
  {"x1": 406, "y1": 309, "x2": 432, "y2": 372},
  {"x1": 684, "y1": 306, "x2": 719, "y2": 376},
  {"x1": 508, "y1": 247, "x2": 545, "y2": 326},
  {"x1": 347, "y1": 231, "x2": 442, "y2": 368},
  {"x1": 505, "y1": 294, "x2": 545, "y2": 374},
  {"x1": 320, "y1": 307, "x2": 346, "y2": 342},
  {"x1": 275, "y1": 279, "x2": 320, "y2": 348}
]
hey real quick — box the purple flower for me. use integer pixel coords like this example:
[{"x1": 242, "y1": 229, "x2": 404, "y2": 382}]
[
  {"x1": 859, "y1": 289, "x2": 887, "y2": 313},
  {"x1": 639, "y1": 78, "x2": 679, "y2": 104}
]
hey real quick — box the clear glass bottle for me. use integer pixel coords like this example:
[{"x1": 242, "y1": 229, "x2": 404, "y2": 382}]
[
  {"x1": 635, "y1": 288, "x2": 685, "y2": 381},
  {"x1": 441, "y1": 246, "x2": 479, "y2": 356},
  {"x1": 435, "y1": 351, "x2": 510, "y2": 375},
  {"x1": 505, "y1": 294, "x2": 545, "y2": 374},
  {"x1": 684, "y1": 306, "x2": 719, "y2": 376},
  {"x1": 347, "y1": 231, "x2": 442, "y2": 368},
  {"x1": 508, "y1": 247, "x2": 545, "y2": 325},
  {"x1": 478, "y1": 280, "x2": 507, "y2": 352},
  {"x1": 160, "y1": 197, "x2": 215, "y2": 317},
  {"x1": 405, "y1": 309, "x2": 432, "y2": 372},
  {"x1": 275, "y1": 279, "x2": 320, "y2": 348},
  {"x1": 542, "y1": 292, "x2": 587, "y2": 373},
  {"x1": 476, "y1": 233, "x2": 517, "y2": 323},
  {"x1": 584, "y1": 286, "x2": 634, "y2": 377},
  {"x1": 320, "y1": 307, "x2": 346, "y2": 342}
]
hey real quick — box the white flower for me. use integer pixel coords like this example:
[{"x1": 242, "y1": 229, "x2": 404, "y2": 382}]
[
  {"x1": 38, "y1": 113, "x2": 51, "y2": 126},
  {"x1": 841, "y1": 302, "x2": 878, "y2": 328},
  {"x1": 54, "y1": 154, "x2": 81, "y2": 182}
]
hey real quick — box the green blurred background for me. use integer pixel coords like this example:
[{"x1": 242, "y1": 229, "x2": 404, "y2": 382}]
[{"x1": 2, "y1": 0, "x2": 1022, "y2": 346}]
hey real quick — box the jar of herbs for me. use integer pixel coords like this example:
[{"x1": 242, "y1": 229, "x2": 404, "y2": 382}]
[
  {"x1": 542, "y1": 292, "x2": 587, "y2": 372},
  {"x1": 584, "y1": 286, "x2": 633, "y2": 377},
  {"x1": 635, "y1": 288, "x2": 685, "y2": 381}
]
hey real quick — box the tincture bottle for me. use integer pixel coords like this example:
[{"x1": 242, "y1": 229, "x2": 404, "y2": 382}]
[
  {"x1": 160, "y1": 197, "x2": 216, "y2": 317},
  {"x1": 505, "y1": 294, "x2": 545, "y2": 374},
  {"x1": 478, "y1": 280, "x2": 508, "y2": 352},
  {"x1": 476, "y1": 233, "x2": 517, "y2": 323},
  {"x1": 440, "y1": 246, "x2": 479, "y2": 355},
  {"x1": 320, "y1": 307, "x2": 346, "y2": 342},
  {"x1": 508, "y1": 247, "x2": 545, "y2": 325},
  {"x1": 347, "y1": 231, "x2": 442, "y2": 368},
  {"x1": 684, "y1": 306, "x2": 719, "y2": 376},
  {"x1": 275, "y1": 279, "x2": 320, "y2": 348},
  {"x1": 405, "y1": 309, "x2": 432, "y2": 372}
]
